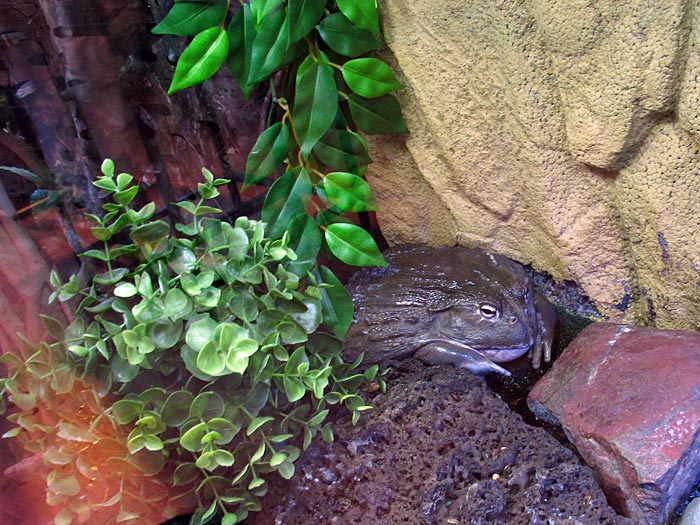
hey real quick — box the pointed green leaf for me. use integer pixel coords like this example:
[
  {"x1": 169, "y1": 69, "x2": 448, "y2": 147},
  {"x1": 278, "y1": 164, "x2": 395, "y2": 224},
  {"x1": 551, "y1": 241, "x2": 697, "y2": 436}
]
[
  {"x1": 318, "y1": 12, "x2": 382, "y2": 57},
  {"x1": 93, "y1": 177, "x2": 117, "y2": 192},
  {"x1": 324, "y1": 223, "x2": 386, "y2": 266},
  {"x1": 248, "y1": 7, "x2": 289, "y2": 84},
  {"x1": 244, "y1": 122, "x2": 291, "y2": 188},
  {"x1": 287, "y1": 0, "x2": 325, "y2": 43},
  {"x1": 169, "y1": 26, "x2": 229, "y2": 94},
  {"x1": 348, "y1": 93, "x2": 408, "y2": 134},
  {"x1": 313, "y1": 128, "x2": 371, "y2": 172},
  {"x1": 336, "y1": 0, "x2": 380, "y2": 33},
  {"x1": 293, "y1": 61, "x2": 338, "y2": 159},
  {"x1": 80, "y1": 249, "x2": 109, "y2": 261},
  {"x1": 226, "y1": 3, "x2": 256, "y2": 98},
  {"x1": 342, "y1": 57, "x2": 403, "y2": 98},
  {"x1": 285, "y1": 214, "x2": 322, "y2": 277},
  {"x1": 314, "y1": 266, "x2": 353, "y2": 338},
  {"x1": 152, "y1": 1, "x2": 228, "y2": 36},
  {"x1": 261, "y1": 168, "x2": 312, "y2": 239},
  {"x1": 295, "y1": 51, "x2": 330, "y2": 91},
  {"x1": 250, "y1": 0, "x2": 284, "y2": 28},
  {"x1": 321, "y1": 172, "x2": 377, "y2": 212}
]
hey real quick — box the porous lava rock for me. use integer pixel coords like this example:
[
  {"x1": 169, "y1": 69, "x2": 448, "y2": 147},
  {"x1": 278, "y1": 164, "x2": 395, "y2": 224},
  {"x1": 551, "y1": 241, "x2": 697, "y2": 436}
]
[
  {"x1": 254, "y1": 360, "x2": 635, "y2": 525},
  {"x1": 528, "y1": 323, "x2": 700, "y2": 524}
]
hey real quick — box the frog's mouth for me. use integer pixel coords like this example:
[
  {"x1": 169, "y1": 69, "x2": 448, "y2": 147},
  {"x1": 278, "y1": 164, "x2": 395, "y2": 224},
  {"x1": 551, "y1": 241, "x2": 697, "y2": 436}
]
[
  {"x1": 478, "y1": 345, "x2": 531, "y2": 363},
  {"x1": 418, "y1": 337, "x2": 532, "y2": 364}
]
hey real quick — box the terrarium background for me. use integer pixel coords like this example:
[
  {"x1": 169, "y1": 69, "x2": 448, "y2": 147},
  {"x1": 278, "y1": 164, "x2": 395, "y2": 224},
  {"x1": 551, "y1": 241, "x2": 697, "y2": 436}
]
[{"x1": 0, "y1": 1, "x2": 274, "y2": 520}]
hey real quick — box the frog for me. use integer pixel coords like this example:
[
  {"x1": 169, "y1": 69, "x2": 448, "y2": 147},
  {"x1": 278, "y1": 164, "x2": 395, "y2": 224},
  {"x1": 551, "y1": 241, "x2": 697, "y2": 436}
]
[{"x1": 343, "y1": 244, "x2": 556, "y2": 376}]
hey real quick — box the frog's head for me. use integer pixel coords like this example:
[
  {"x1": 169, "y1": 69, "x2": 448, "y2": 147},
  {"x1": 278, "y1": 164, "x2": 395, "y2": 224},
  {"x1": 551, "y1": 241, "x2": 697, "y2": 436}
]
[{"x1": 423, "y1": 249, "x2": 539, "y2": 363}]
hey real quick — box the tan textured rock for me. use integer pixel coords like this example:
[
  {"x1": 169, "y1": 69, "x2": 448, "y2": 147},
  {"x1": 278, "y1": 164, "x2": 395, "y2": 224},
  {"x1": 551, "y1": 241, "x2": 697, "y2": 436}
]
[{"x1": 366, "y1": 1, "x2": 700, "y2": 328}]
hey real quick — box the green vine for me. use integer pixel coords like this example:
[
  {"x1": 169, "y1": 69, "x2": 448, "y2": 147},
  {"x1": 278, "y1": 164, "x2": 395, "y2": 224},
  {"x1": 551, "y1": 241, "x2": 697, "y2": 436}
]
[{"x1": 153, "y1": 0, "x2": 408, "y2": 268}]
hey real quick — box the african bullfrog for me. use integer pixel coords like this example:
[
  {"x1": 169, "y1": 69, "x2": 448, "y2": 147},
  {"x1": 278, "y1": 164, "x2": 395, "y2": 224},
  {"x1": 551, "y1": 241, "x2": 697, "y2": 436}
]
[{"x1": 343, "y1": 244, "x2": 555, "y2": 376}]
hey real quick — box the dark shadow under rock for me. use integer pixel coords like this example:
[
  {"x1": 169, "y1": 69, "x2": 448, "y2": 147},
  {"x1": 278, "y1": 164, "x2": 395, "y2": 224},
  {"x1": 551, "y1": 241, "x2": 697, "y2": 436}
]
[{"x1": 253, "y1": 360, "x2": 638, "y2": 525}]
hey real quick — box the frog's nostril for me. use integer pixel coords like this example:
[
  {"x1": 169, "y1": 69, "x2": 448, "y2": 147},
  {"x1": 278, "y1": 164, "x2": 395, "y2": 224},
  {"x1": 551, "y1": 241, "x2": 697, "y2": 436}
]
[{"x1": 508, "y1": 316, "x2": 517, "y2": 324}]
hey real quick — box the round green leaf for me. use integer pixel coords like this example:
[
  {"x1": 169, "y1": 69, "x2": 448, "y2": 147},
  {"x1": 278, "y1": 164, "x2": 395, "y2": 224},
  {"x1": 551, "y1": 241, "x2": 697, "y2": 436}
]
[
  {"x1": 342, "y1": 58, "x2": 403, "y2": 98},
  {"x1": 324, "y1": 223, "x2": 387, "y2": 266},
  {"x1": 130, "y1": 220, "x2": 170, "y2": 244},
  {"x1": 195, "y1": 286, "x2": 222, "y2": 308},
  {"x1": 168, "y1": 246, "x2": 197, "y2": 274},
  {"x1": 277, "y1": 460, "x2": 295, "y2": 480},
  {"x1": 207, "y1": 418, "x2": 240, "y2": 445},
  {"x1": 111, "y1": 355, "x2": 140, "y2": 382},
  {"x1": 101, "y1": 158, "x2": 115, "y2": 177},
  {"x1": 180, "y1": 421, "x2": 207, "y2": 452},
  {"x1": 173, "y1": 463, "x2": 199, "y2": 486},
  {"x1": 114, "y1": 282, "x2": 137, "y2": 298},
  {"x1": 225, "y1": 339, "x2": 259, "y2": 374},
  {"x1": 132, "y1": 297, "x2": 165, "y2": 324},
  {"x1": 189, "y1": 391, "x2": 225, "y2": 419},
  {"x1": 292, "y1": 61, "x2": 338, "y2": 159},
  {"x1": 163, "y1": 288, "x2": 192, "y2": 319},
  {"x1": 161, "y1": 390, "x2": 195, "y2": 426},
  {"x1": 48, "y1": 475, "x2": 81, "y2": 497},
  {"x1": 169, "y1": 26, "x2": 229, "y2": 94},
  {"x1": 149, "y1": 319, "x2": 183, "y2": 349},
  {"x1": 112, "y1": 399, "x2": 144, "y2": 425},
  {"x1": 322, "y1": 172, "x2": 378, "y2": 212},
  {"x1": 215, "y1": 322, "x2": 246, "y2": 350},
  {"x1": 336, "y1": 0, "x2": 379, "y2": 33},
  {"x1": 318, "y1": 12, "x2": 382, "y2": 57},
  {"x1": 197, "y1": 341, "x2": 226, "y2": 376},
  {"x1": 244, "y1": 122, "x2": 291, "y2": 188},
  {"x1": 348, "y1": 93, "x2": 409, "y2": 134},
  {"x1": 289, "y1": 300, "x2": 322, "y2": 334},
  {"x1": 186, "y1": 316, "x2": 217, "y2": 351}
]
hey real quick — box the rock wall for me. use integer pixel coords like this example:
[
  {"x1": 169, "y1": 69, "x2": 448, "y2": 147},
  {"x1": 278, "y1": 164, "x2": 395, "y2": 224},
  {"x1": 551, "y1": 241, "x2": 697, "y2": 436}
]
[{"x1": 367, "y1": 1, "x2": 700, "y2": 328}]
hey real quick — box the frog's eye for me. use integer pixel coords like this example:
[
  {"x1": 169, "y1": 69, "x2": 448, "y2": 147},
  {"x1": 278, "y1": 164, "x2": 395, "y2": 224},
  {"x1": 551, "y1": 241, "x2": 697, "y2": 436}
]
[{"x1": 479, "y1": 303, "x2": 499, "y2": 319}]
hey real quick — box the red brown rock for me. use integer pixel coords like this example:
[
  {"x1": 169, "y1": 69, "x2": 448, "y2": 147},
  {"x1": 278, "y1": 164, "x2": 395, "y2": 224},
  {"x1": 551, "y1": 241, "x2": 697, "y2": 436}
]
[{"x1": 528, "y1": 322, "x2": 700, "y2": 524}]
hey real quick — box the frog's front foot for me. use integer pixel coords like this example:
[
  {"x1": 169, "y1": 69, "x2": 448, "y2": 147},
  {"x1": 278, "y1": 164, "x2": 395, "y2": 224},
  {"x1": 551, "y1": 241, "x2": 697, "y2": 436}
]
[
  {"x1": 528, "y1": 293, "x2": 556, "y2": 369},
  {"x1": 414, "y1": 341, "x2": 511, "y2": 376}
]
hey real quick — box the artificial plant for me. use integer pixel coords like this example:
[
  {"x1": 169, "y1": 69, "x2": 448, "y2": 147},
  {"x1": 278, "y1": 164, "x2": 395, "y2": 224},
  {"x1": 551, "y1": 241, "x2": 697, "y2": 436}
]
[
  {"x1": 1, "y1": 160, "x2": 383, "y2": 525},
  {"x1": 153, "y1": 0, "x2": 408, "y2": 268}
]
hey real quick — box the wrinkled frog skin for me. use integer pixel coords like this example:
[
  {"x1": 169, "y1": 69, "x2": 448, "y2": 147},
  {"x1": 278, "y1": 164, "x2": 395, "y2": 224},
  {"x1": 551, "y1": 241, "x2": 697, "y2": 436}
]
[{"x1": 344, "y1": 245, "x2": 556, "y2": 376}]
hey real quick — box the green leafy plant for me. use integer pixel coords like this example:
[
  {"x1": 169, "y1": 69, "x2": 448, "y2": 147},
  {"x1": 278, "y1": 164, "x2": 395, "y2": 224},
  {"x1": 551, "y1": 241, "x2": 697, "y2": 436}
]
[
  {"x1": 2, "y1": 159, "x2": 384, "y2": 525},
  {"x1": 153, "y1": 0, "x2": 408, "y2": 268}
]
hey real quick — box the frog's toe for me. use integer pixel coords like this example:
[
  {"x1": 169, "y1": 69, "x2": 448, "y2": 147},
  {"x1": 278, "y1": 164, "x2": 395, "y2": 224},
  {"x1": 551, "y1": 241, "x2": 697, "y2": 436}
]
[{"x1": 529, "y1": 338, "x2": 552, "y2": 369}]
